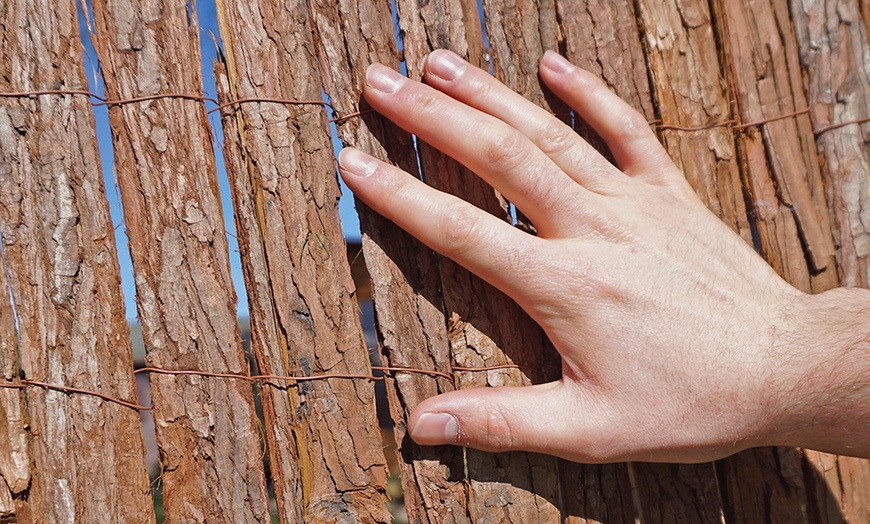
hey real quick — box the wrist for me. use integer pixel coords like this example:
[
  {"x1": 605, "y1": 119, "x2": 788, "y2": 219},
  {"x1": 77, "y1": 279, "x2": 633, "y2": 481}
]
[{"x1": 768, "y1": 287, "x2": 870, "y2": 457}]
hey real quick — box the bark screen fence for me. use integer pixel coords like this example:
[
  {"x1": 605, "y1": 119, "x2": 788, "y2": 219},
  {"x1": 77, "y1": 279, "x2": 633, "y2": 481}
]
[{"x1": 1, "y1": 0, "x2": 869, "y2": 522}]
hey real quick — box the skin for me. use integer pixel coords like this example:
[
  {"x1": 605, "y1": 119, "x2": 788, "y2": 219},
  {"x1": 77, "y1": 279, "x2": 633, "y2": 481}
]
[{"x1": 337, "y1": 49, "x2": 870, "y2": 463}]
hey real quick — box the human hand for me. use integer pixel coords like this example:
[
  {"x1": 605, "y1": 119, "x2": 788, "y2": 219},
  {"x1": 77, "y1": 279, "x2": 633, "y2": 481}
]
[{"x1": 337, "y1": 50, "x2": 869, "y2": 462}]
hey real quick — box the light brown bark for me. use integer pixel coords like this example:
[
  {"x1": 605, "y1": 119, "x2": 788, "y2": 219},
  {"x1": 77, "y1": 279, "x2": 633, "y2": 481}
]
[
  {"x1": 712, "y1": 0, "x2": 838, "y2": 292},
  {"x1": 0, "y1": 0, "x2": 153, "y2": 521},
  {"x1": 305, "y1": 1, "x2": 466, "y2": 522},
  {"x1": 87, "y1": 0, "x2": 269, "y2": 521},
  {"x1": 212, "y1": 0, "x2": 390, "y2": 520},
  {"x1": 792, "y1": 0, "x2": 870, "y2": 289}
]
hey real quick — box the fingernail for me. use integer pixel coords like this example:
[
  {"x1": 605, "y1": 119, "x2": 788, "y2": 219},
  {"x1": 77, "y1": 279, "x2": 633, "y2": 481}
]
[
  {"x1": 338, "y1": 148, "x2": 377, "y2": 178},
  {"x1": 412, "y1": 413, "x2": 459, "y2": 444},
  {"x1": 542, "y1": 50, "x2": 575, "y2": 74},
  {"x1": 426, "y1": 50, "x2": 467, "y2": 81},
  {"x1": 366, "y1": 63, "x2": 405, "y2": 94}
]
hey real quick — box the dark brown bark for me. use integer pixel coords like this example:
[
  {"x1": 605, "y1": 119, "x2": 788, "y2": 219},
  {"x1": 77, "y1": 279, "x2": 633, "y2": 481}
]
[
  {"x1": 0, "y1": 0, "x2": 152, "y2": 521},
  {"x1": 305, "y1": 1, "x2": 467, "y2": 522},
  {"x1": 86, "y1": 0, "x2": 269, "y2": 521},
  {"x1": 212, "y1": 0, "x2": 390, "y2": 520}
]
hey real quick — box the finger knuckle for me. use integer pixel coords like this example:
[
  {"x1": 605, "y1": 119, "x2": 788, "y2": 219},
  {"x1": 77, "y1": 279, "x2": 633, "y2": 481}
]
[
  {"x1": 440, "y1": 204, "x2": 481, "y2": 257},
  {"x1": 533, "y1": 120, "x2": 575, "y2": 158},
  {"x1": 483, "y1": 126, "x2": 528, "y2": 173},
  {"x1": 614, "y1": 109, "x2": 654, "y2": 142},
  {"x1": 482, "y1": 405, "x2": 515, "y2": 452}
]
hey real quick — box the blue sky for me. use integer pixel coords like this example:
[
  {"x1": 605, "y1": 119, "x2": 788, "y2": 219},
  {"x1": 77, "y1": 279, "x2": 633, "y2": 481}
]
[{"x1": 79, "y1": 0, "x2": 362, "y2": 320}]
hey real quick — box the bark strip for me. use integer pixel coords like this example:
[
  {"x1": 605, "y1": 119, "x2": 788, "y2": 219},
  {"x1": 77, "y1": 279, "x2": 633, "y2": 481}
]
[
  {"x1": 397, "y1": 0, "x2": 566, "y2": 521},
  {"x1": 547, "y1": 1, "x2": 652, "y2": 521},
  {"x1": 792, "y1": 0, "x2": 870, "y2": 289},
  {"x1": 87, "y1": 0, "x2": 269, "y2": 521},
  {"x1": 0, "y1": 0, "x2": 152, "y2": 521},
  {"x1": 629, "y1": 0, "x2": 752, "y2": 520},
  {"x1": 213, "y1": 0, "x2": 390, "y2": 520},
  {"x1": 306, "y1": 0, "x2": 463, "y2": 522}
]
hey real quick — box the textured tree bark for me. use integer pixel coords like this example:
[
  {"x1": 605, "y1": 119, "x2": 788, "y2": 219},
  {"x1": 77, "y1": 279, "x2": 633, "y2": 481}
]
[
  {"x1": 0, "y1": 0, "x2": 153, "y2": 521},
  {"x1": 87, "y1": 0, "x2": 270, "y2": 521},
  {"x1": 305, "y1": 1, "x2": 463, "y2": 522},
  {"x1": 712, "y1": 0, "x2": 838, "y2": 292},
  {"x1": 212, "y1": 0, "x2": 390, "y2": 520},
  {"x1": 555, "y1": 0, "x2": 656, "y2": 162},
  {"x1": 790, "y1": 1, "x2": 870, "y2": 521},
  {"x1": 479, "y1": 1, "x2": 641, "y2": 521},
  {"x1": 396, "y1": 0, "x2": 565, "y2": 522},
  {"x1": 0, "y1": 247, "x2": 30, "y2": 522},
  {"x1": 862, "y1": 1, "x2": 870, "y2": 46}
]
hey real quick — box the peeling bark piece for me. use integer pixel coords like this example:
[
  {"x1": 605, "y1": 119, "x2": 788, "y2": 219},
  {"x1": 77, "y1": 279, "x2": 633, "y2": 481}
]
[
  {"x1": 397, "y1": 0, "x2": 563, "y2": 521},
  {"x1": 87, "y1": 0, "x2": 269, "y2": 521},
  {"x1": 306, "y1": 0, "x2": 462, "y2": 522},
  {"x1": 0, "y1": 0, "x2": 152, "y2": 521},
  {"x1": 212, "y1": 0, "x2": 390, "y2": 520}
]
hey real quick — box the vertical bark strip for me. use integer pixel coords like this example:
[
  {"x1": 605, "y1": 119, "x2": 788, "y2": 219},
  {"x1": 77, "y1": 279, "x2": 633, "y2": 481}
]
[
  {"x1": 87, "y1": 1, "x2": 270, "y2": 521},
  {"x1": 636, "y1": 0, "x2": 751, "y2": 242},
  {"x1": 212, "y1": 0, "x2": 390, "y2": 520},
  {"x1": 792, "y1": 0, "x2": 870, "y2": 289},
  {"x1": 396, "y1": 1, "x2": 565, "y2": 522},
  {"x1": 0, "y1": 250, "x2": 30, "y2": 521},
  {"x1": 790, "y1": 1, "x2": 870, "y2": 521},
  {"x1": 712, "y1": 0, "x2": 838, "y2": 292},
  {"x1": 305, "y1": 1, "x2": 464, "y2": 522},
  {"x1": 0, "y1": 0, "x2": 153, "y2": 521}
]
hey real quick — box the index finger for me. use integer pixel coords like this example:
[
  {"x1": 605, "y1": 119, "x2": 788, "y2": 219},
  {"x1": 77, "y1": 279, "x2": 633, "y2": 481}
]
[{"x1": 338, "y1": 147, "x2": 548, "y2": 304}]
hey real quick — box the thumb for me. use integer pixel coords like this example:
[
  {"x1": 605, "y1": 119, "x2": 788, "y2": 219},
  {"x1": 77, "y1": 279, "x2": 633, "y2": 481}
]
[{"x1": 408, "y1": 381, "x2": 589, "y2": 456}]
